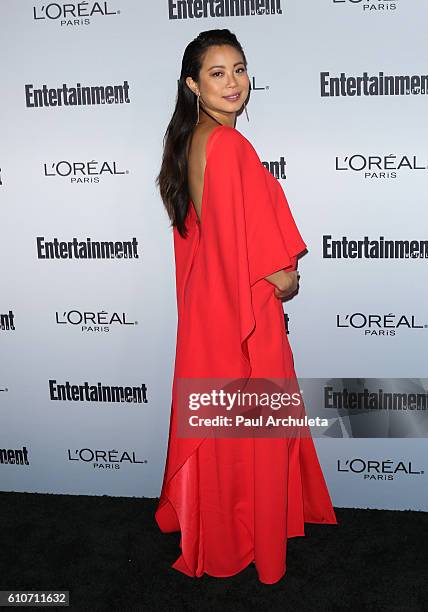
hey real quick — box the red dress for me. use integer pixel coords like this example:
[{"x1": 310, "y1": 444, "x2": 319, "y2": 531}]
[{"x1": 155, "y1": 124, "x2": 337, "y2": 584}]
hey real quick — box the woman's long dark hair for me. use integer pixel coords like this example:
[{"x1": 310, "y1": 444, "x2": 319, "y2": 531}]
[{"x1": 156, "y1": 29, "x2": 248, "y2": 239}]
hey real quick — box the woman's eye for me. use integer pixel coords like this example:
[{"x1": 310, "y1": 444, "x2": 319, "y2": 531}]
[{"x1": 211, "y1": 67, "x2": 246, "y2": 78}]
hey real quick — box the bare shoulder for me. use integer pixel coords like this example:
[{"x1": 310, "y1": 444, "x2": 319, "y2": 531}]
[
  {"x1": 187, "y1": 125, "x2": 226, "y2": 212},
  {"x1": 188, "y1": 124, "x2": 224, "y2": 159}
]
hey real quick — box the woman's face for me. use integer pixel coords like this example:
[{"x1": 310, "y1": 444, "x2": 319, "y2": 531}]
[{"x1": 187, "y1": 44, "x2": 250, "y2": 118}]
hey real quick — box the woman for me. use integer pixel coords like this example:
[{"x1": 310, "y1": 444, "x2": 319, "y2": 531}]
[{"x1": 155, "y1": 29, "x2": 337, "y2": 585}]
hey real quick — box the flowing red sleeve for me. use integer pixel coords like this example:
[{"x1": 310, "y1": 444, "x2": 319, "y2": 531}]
[{"x1": 207, "y1": 127, "x2": 307, "y2": 287}]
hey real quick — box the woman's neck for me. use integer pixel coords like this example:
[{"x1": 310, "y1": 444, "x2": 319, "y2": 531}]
[{"x1": 199, "y1": 105, "x2": 235, "y2": 128}]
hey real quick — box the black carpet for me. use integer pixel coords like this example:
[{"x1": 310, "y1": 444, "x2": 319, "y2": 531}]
[{"x1": 1, "y1": 492, "x2": 426, "y2": 611}]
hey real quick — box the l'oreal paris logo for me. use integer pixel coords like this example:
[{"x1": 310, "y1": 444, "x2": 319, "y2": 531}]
[
  {"x1": 335, "y1": 153, "x2": 428, "y2": 179},
  {"x1": 33, "y1": 2, "x2": 119, "y2": 27},
  {"x1": 43, "y1": 160, "x2": 129, "y2": 183},
  {"x1": 337, "y1": 458, "x2": 423, "y2": 480},
  {"x1": 336, "y1": 313, "x2": 427, "y2": 336},
  {"x1": 332, "y1": 0, "x2": 398, "y2": 12}
]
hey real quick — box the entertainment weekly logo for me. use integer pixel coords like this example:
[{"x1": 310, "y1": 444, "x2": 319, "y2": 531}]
[
  {"x1": 332, "y1": 0, "x2": 398, "y2": 12},
  {"x1": 67, "y1": 447, "x2": 148, "y2": 470},
  {"x1": 55, "y1": 309, "x2": 138, "y2": 333},
  {"x1": 320, "y1": 71, "x2": 427, "y2": 97},
  {"x1": 0, "y1": 445, "x2": 30, "y2": 466},
  {"x1": 322, "y1": 236, "x2": 428, "y2": 259},
  {"x1": 32, "y1": 1, "x2": 120, "y2": 27},
  {"x1": 36, "y1": 236, "x2": 139, "y2": 259},
  {"x1": 43, "y1": 159, "x2": 129, "y2": 184},
  {"x1": 168, "y1": 0, "x2": 283, "y2": 20},
  {"x1": 335, "y1": 153, "x2": 428, "y2": 180},
  {"x1": 0, "y1": 310, "x2": 15, "y2": 331},
  {"x1": 263, "y1": 157, "x2": 287, "y2": 180},
  {"x1": 49, "y1": 379, "x2": 148, "y2": 404},
  {"x1": 25, "y1": 81, "x2": 130, "y2": 108}
]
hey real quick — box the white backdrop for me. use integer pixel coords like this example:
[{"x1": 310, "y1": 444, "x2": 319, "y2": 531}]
[{"x1": 1, "y1": 0, "x2": 427, "y2": 511}]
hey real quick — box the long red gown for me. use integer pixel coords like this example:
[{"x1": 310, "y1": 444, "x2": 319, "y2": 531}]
[{"x1": 155, "y1": 124, "x2": 337, "y2": 584}]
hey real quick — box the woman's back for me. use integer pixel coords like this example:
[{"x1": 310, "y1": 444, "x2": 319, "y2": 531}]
[{"x1": 186, "y1": 124, "x2": 219, "y2": 224}]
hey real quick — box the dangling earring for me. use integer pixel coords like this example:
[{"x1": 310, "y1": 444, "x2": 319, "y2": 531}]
[
  {"x1": 244, "y1": 100, "x2": 249, "y2": 122},
  {"x1": 196, "y1": 92, "x2": 200, "y2": 125}
]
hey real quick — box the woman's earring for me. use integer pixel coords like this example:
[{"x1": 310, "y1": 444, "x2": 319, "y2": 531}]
[
  {"x1": 196, "y1": 93, "x2": 200, "y2": 125},
  {"x1": 244, "y1": 100, "x2": 249, "y2": 122}
]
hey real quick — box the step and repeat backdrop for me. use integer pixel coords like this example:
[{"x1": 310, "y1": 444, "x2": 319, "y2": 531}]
[{"x1": 1, "y1": 1, "x2": 427, "y2": 510}]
